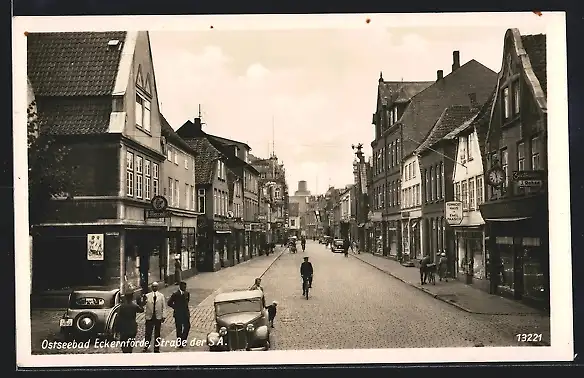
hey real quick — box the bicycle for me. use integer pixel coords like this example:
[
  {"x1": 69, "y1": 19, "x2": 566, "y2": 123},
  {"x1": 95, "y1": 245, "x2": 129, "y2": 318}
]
[{"x1": 301, "y1": 275, "x2": 312, "y2": 299}]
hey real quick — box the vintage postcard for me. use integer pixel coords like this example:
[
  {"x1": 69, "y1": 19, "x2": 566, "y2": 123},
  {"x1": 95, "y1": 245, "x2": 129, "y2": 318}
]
[{"x1": 13, "y1": 12, "x2": 573, "y2": 367}]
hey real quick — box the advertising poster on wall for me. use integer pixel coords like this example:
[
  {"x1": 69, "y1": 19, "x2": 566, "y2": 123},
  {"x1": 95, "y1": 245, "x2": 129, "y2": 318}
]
[{"x1": 87, "y1": 234, "x2": 104, "y2": 261}]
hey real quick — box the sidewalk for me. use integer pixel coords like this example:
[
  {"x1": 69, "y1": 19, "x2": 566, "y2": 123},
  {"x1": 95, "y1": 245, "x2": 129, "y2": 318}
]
[
  {"x1": 30, "y1": 247, "x2": 285, "y2": 354},
  {"x1": 352, "y1": 252, "x2": 546, "y2": 316}
]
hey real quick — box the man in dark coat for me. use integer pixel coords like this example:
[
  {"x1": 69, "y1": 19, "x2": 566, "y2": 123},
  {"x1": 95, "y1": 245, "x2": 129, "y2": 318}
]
[
  {"x1": 114, "y1": 293, "x2": 144, "y2": 353},
  {"x1": 167, "y1": 281, "x2": 191, "y2": 348},
  {"x1": 420, "y1": 255, "x2": 431, "y2": 285}
]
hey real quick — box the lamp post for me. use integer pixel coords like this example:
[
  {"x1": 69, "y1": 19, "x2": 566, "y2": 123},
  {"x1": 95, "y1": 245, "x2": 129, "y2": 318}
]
[{"x1": 352, "y1": 143, "x2": 366, "y2": 253}]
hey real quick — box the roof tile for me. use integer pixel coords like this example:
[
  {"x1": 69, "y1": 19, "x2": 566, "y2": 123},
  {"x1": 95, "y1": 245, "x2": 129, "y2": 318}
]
[
  {"x1": 27, "y1": 31, "x2": 127, "y2": 97},
  {"x1": 183, "y1": 137, "x2": 221, "y2": 185},
  {"x1": 415, "y1": 105, "x2": 476, "y2": 154},
  {"x1": 35, "y1": 96, "x2": 113, "y2": 135}
]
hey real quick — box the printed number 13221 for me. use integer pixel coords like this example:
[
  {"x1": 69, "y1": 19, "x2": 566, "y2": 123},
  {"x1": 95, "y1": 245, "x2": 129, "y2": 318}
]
[{"x1": 516, "y1": 333, "x2": 543, "y2": 342}]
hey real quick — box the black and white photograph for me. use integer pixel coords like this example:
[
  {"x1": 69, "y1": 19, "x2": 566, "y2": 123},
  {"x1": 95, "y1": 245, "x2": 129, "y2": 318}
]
[{"x1": 13, "y1": 12, "x2": 572, "y2": 367}]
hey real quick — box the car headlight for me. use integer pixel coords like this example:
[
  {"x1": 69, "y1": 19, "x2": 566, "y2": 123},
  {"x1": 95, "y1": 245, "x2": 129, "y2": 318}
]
[
  {"x1": 219, "y1": 327, "x2": 227, "y2": 336},
  {"x1": 246, "y1": 324, "x2": 255, "y2": 332}
]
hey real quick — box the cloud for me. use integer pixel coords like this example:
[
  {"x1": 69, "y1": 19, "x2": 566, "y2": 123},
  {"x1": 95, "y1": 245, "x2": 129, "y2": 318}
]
[{"x1": 245, "y1": 63, "x2": 270, "y2": 79}]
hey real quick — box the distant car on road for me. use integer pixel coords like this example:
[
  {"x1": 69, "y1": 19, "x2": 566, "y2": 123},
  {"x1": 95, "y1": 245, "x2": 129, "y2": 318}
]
[
  {"x1": 331, "y1": 239, "x2": 344, "y2": 253},
  {"x1": 59, "y1": 287, "x2": 121, "y2": 341},
  {"x1": 207, "y1": 289, "x2": 271, "y2": 351}
]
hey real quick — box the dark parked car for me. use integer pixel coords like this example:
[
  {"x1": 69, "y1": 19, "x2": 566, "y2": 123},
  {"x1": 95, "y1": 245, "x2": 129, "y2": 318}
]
[
  {"x1": 207, "y1": 289, "x2": 270, "y2": 351},
  {"x1": 331, "y1": 239, "x2": 344, "y2": 253},
  {"x1": 59, "y1": 287, "x2": 121, "y2": 341}
]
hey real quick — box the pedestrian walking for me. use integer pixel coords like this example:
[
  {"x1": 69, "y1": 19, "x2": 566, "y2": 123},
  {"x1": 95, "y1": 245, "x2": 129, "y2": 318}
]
[
  {"x1": 174, "y1": 256, "x2": 182, "y2": 285},
  {"x1": 438, "y1": 252, "x2": 449, "y2": 282},
  {"x1": 250, "y1": 277, "x2": 264, "y2": 291},
  {"x1": 114, "y1": 293, "x2": 144, "y2": 353},
  {"x1": 343, "y1": 237, "x2": 350, "y2": 257},
  {"x1": 141, "y1": 282, "x2": 165, "y2": 353},
  {"x1": 420, "y1": 255, "x2": 431, "y2": 285},
  {"x1": 265, "y1": 300, "x2": 278, "y2": 328},
  {"x1": 167, "y1": 281, "x2": 191, "y2": 348}
]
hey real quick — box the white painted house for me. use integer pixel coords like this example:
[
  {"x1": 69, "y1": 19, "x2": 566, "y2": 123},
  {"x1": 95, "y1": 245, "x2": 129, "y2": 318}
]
[
  {"x1": 443, "y1": 113, "x2": 487, "y2": 283},
  {"x1": 400, "y1": 153, "x2": 423, "y2": 260}
]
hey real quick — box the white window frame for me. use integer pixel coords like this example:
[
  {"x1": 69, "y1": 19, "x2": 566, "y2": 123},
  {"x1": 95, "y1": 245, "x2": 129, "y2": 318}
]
[
  {"x1": 168, "y1": 178, "x2": 174, "y2": 206},
  {"x1": 174, "y1": 150, "x2": 179, "y2": 165},
  {"x1": 126, "y1": 152, "x2": 134, "y2": 197},
  {"x1": 518, "y1": 142, "x2": 525, "y2": 171},
  {"x1": 144, "y1": 159, "x2": 151, "y2": 200},
  {"x1": 503, "y1": 86, "x2": 511, "y2": 120},
  {"x1": 513, "y1": 80, "x2": 520, "y2": 114},
  {"x1": 531, "y1": 136, "x2": 540, "y2": 170},
  {"x1": 198, "y1": 188, "x2": 206, "y2": 213},
  {"x1": 152, "y1": 163, "x2": 159, "y2": 196},
  {"x1": 476, "y1": 175, "x2": 484, "y2": 205},
  {"x1": 135, "y1": 93, "x2": 151, "y2": 132},
  {"x1": 501, "y1": 148, "x2": 509, "y2": 188},
  {"x1": 191, "y1": 185, "x2": 195, "y2": 211},
  {"x1": 185, "y1": 183, "x2": 190, "y2": 209},
  {"x1": 175, "y1": 179, "x2": 180, "y2": 207},
  {"x1": 167, "y1": 147, "x2": 172, "y2": 161},
  {"x1": 213, "y1": 189, "x2": 218, "y2": 215},
  {"x1": 462, "y1": 180, "x2": 468, "y2": 210},
  {"x1": 185, "y1": 156, "x2": 189, "y2": 169},
  {"x1": 467, "y1": 134, "x2": 473, "y2": 160},
  {"x1": 469, "y1": 177, "x2": 476, "y2": 210},
  {"x1": 135, "y1": 155, "x2": 143, "y2": 199}
]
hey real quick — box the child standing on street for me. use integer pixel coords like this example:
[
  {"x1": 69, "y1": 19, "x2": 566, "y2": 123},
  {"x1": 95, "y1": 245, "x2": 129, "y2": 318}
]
[{"x1": 265, "y1": 301, "x2": 278, "y2": 328}]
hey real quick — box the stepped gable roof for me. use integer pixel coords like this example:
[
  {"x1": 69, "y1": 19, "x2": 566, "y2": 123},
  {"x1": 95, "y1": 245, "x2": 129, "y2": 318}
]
[
  {"x1": 160, "y1": 115, "x2": 198, "y2": 156},
  {"x1": 27, "y1": 31, "x2": 127, "y2": 97},
  {"x1": 184, "y1": 137, "x2": 222, "y2": 185},
  {"x1": 414, "y1": 105, "x2": 476, "y2": 155}
]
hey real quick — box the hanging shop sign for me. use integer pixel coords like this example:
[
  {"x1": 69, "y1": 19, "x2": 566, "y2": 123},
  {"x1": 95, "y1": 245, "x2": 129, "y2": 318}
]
[
  {"x1": 512, "y1": 170, "x2": 546, "y2": 188},
  {"x1": 445, "y1": 201, "x2": 464, "y2": 225},
  {"x1": 145, "y1": 195, "x2": 169, "y2": 218}
]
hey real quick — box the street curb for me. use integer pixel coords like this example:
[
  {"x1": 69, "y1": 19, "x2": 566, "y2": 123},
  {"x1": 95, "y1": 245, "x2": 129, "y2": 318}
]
[
  {"x1": 258, "y1": 247, "x2": 286, "y2": 279},
  {"x1": 352, "y1": 254, "x2": 509, "y2": 315}
]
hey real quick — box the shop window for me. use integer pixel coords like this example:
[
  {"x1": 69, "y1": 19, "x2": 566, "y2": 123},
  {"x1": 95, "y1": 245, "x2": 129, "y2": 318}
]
[
  {"x1": 149, "y1": 245, "x2": 162, "y2": 285},
  {"x1": 522, "y1": 237, "x2": 546, "y2": 301},
  {"x1": 124, "y1": 246, "x2": 140, "y2": 291}
]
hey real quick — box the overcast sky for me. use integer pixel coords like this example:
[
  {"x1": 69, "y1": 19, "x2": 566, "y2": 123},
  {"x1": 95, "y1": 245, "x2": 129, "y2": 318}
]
[{"x1": 150, "y1": 17, "x2": 547, "y2": 195}]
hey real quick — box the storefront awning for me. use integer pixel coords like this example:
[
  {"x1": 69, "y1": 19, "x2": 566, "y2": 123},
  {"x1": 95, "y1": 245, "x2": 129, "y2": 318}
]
[{"x1": 484, "y1": 217, "x2": 531, "y2": 222}]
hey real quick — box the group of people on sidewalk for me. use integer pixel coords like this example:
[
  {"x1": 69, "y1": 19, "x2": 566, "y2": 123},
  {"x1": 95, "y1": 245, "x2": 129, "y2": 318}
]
[
  {"x1": 114, "y1": 281, "x2": 192, "y2": 353},
  {"x1": 419, "y1": 253, "x2": 449, "y2": 285}
]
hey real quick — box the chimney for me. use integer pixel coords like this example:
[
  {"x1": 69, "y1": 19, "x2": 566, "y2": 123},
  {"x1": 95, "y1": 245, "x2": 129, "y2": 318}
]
[
  {"x1": 194, "y1": 117, "x2": 202, "y2": 130},
  {"x1": 468, "y1": 92, "x2": 478, "y2": 109},
  {"x1": 437, "y1": 70, "x2": 443, "y2": 81},
  {"x1": 452, "y1": 51, "x2": 460, "y2": 72}
]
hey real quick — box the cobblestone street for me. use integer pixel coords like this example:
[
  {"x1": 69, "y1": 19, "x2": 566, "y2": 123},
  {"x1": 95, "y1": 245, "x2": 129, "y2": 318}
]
[{"x1": 30, "y1": 242, "x2": 550, "y2": 354}]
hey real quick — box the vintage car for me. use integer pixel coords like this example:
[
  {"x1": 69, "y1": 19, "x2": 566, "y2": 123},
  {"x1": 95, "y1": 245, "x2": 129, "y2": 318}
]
[
  {"x1": 207, "y1": 289, "x2": 270, "y2": 351},
  {"x1": 59, "y1": 287, "x2": 122, "y2": 341},
  {"x1": 331, "y1": 238, "x2": 344, "y2": 253}
]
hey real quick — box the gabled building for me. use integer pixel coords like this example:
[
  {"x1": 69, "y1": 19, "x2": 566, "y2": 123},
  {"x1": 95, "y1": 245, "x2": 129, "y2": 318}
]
[
  {"x1": 177, "y1": 118, "x2": 232, "y2": 272},
  {"x1": 478, "y1": 29, "x2": 548, "y2": 309},
  {"x1": 414, "y1": 105, "x2": 478, "y2": 272},
  {"x1": 442, "y1": 92, "x2": 495, "y2": 290},
  {"x1": 160, "y1": 115, "x2": 200, "y2": 282},
  {"x1": 371, "y1": 74, "x2": 433, "y2": 257},
  {"x1": 28, "y1": 31, "x2": 168, "y2": 294}
]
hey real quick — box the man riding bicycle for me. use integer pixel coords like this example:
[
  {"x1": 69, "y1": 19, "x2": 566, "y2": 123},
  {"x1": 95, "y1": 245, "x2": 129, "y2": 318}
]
[{"x1": 300, "y1": 256, "x2": 313, "y2": 295}]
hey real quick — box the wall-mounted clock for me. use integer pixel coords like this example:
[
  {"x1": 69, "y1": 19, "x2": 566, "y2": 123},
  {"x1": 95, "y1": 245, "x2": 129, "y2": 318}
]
[{"x1": 486, "y1": 167, "x2": 506, "y2": 187}]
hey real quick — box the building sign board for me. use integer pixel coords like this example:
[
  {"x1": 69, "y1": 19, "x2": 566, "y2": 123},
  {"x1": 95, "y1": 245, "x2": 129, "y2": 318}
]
[
  {"x1": 145, "y1": 210, "x2": 169, "y2": 218},
  {"x1": 512, "y1": 170, "x2": 546, "y2": 188},
  {"x1": 445, "y1": 201, "x2": 463, "y2": 225}
]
